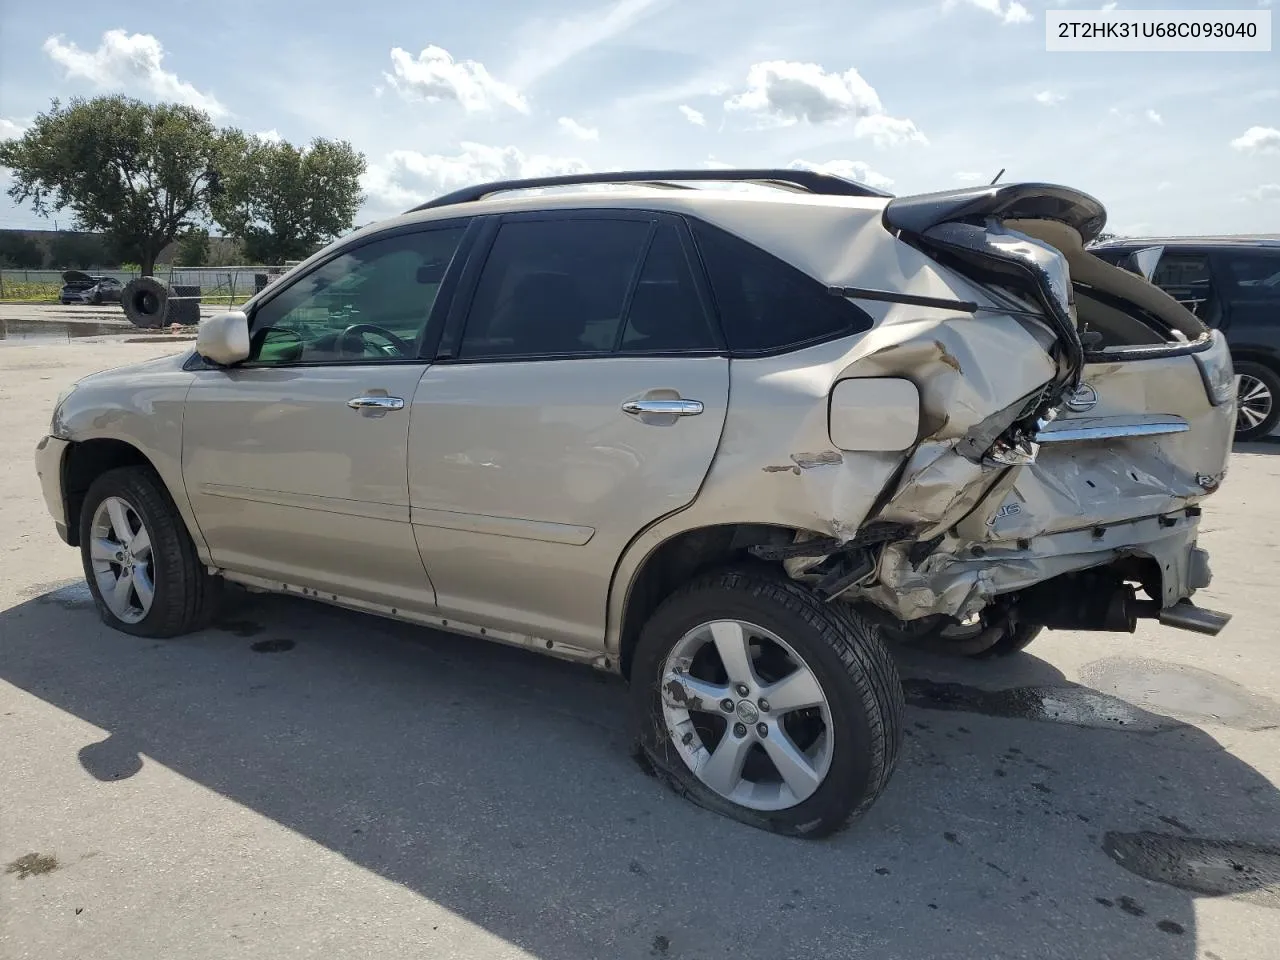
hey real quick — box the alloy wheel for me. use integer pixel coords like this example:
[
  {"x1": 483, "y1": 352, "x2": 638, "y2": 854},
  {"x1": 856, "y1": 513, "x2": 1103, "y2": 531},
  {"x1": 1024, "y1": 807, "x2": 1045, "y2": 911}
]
[
  {"x1": 1236, "y1": 373, "x2": 1273, "y2": 435},
  {"x1": 659, "y1": 619, "x2": 834, "y2": 811},
  {"x1": 89, "y1": 496, "x2": 155, "y2": 624}
]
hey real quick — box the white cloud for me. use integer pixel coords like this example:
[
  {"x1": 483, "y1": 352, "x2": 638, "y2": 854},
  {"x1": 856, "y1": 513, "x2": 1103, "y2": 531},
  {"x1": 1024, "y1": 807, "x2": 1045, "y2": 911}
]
[
  {"x1": 362, "y1": 142, "x2": 589, "y2": 212},
  {"x1": 1231, "y1": 125, "x2": 1280, "y2": 155},
  {"x1": 385, "y1": 44, "x2": 528, "y2": 113},
  {"x1": 1244, "y1": 184, "x2": 1280, "y2": 202},
  {"x1": 557, "y1": 116, "x2": 599, "y2": 141},
  {"x1": 1034, "y1": 90, "x2": 1066, "y2": 106},
  {"x1": 255, "y1": 128, "x2": 283, "y2": 143},
  {"x1": 789, "y1": 158, "x2": 894, "y2": 190},
  {"x1": 0, "y1": 117, "x2": 29, "y2": 139},
  {"x1": 1145, "y1": 109, "x2": 1163, "y2": 125},
  {"x1": 954, "y1": 170, "x2": 986, "y2": 183},
  {"x1": 43, "y1": 30, "x2": 227, "y2": 117},
  {"x1": 945, "y1": 0, "x2": 1033, "y2": 25},
  {"x1": 723, "y1": 59, "x2": 924, "y2": 145},
  {"x1": 678, "y1": 104, "x2": 706, "y2": 126},
  {"x1": 1102, "y1": 1, "x2": 1118, "y2": 10},
  {"x1": 702, "y1": 158, "x2": 735, "y2": 170},
  {"x1": 726, "y1": 60, "x2": 881, "y2": 124},
  {"x1": 853, "y1": 113, "x2": 927, "y2": 147}
]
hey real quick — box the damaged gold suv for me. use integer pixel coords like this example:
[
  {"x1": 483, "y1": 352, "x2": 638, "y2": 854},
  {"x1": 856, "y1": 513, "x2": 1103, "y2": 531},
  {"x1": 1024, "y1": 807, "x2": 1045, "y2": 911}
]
[{"x1": 35, "y1": 169, "x2": 1236, "y2": 837}]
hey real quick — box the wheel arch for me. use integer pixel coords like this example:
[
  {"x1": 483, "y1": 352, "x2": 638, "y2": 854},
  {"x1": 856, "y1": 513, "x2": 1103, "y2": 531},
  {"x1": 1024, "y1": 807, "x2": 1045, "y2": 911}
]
[
  {"x1": 1229, "y1": 347, "x2": 1280, "y2": 374},
  {"x1": 612, "y1": 521, "x2": 808, "y2": 679},
  {"x1": 63, "y1": 439, "x2": 169, "y2": 547}
]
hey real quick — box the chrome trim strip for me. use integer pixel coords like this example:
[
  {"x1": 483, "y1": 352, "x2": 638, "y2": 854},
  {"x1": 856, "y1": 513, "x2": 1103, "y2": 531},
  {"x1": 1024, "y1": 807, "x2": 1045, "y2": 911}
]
[
  {"x1": 1036, "y1": 416, "x2": 1189, "y2": 444},
  {"x1": 197, "y1": 483, "x2": 407, "y2": 522}
]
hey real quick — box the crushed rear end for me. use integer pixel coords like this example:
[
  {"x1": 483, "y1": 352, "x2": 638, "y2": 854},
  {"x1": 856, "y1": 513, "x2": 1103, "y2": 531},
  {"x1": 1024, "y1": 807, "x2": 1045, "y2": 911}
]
[{"x1": 792, "y1": 183, "x2": 1235, "y2": 640}]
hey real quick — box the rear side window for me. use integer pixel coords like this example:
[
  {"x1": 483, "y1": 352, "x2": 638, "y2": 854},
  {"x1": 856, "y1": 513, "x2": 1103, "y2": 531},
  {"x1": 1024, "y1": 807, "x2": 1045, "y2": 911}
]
[
  {"x1": 619, "y1": 223, "x2": 717, "y2": 352},
  {"x1": 1222, "y1": 252, "x2": 1280, "y2": 298},
  {"x1": 457, "y1": 217, "x2": 717, "y2": 358},
  {"x1": 458, "y1": 218, "x2": 650, "y2": 358},
  {"x1": 690, "y1": 221, "x2": 873, "y2": 354}
]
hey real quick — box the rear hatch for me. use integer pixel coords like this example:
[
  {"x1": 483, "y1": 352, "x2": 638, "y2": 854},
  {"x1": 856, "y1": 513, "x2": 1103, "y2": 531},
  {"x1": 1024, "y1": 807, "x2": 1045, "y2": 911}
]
[{"x1": 882, "y1": 184, "x2": 1235, "y2": 541}]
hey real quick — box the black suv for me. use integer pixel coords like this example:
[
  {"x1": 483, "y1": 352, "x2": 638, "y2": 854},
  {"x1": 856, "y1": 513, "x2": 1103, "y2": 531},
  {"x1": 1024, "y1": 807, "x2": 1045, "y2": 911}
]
[{"x1": 1090, "y1": 237, "x2": 1280, "y2": 440}]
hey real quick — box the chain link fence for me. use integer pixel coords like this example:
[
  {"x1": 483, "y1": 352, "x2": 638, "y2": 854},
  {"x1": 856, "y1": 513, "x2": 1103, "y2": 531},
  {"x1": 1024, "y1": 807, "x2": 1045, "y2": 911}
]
[{"x1": 0, "y1": 265, "x2": 293, "y2": 305}]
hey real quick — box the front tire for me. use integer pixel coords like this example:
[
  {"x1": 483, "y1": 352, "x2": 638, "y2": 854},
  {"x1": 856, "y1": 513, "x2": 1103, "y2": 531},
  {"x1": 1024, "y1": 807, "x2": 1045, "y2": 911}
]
[
  {"x1": 1234, "y1": 360, "x2": 1280, "y2": 442},
  {"x1": 630, "y1": 567, "x2": 904, "y2": 838},
  {"x1": 79, "y1": 466, "x2": 221, "y2": 638}
]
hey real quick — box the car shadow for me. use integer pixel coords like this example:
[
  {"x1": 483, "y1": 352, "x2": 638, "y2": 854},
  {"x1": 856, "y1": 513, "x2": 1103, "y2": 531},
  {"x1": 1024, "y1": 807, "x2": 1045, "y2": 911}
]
[{"x1": 3, "y1": 582, "x2": 1278, "y2": 960}]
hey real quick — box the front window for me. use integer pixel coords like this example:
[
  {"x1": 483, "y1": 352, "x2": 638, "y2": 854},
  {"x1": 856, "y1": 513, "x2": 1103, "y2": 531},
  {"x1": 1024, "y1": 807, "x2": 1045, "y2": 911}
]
[{"x1": 247, "y1": 225, "x2": 468, "y2": 365}]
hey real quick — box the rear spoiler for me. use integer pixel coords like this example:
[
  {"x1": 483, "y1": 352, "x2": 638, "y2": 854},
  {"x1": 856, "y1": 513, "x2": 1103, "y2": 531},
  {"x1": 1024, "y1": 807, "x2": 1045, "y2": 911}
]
[{"x1": 882, "y1": 183, "x2": 1107, "y2": 245}]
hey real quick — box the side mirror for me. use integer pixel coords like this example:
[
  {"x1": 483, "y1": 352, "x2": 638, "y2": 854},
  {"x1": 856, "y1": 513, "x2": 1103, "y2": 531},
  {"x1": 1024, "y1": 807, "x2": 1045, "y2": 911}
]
[{"x1": 197, "y1": 310, "x2": 251, "y2": 366}]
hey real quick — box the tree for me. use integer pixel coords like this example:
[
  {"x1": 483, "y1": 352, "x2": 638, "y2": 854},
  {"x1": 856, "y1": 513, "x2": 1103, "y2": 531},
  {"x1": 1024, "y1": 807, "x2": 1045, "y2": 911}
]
[
  {"x1": 0, "y1": 233, "x2": 44, "y2": 268},
  {"x1": 176, "y1": 227, "x2": 211, "y2": 266},
  {"x1": 49, "y1": 232, "x2": 109, "y2": 269},
  {"x1": 0, "y1": 96, "x2": 226, "y2": 277},
  {"x1": 214, "y1": 135, "x2": 365, "y2": 265}
]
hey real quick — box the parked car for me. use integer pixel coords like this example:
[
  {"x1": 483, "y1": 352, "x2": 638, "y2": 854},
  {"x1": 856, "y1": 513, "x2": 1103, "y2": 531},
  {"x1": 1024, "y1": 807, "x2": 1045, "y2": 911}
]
[
  {"x1": 35, "y1": 170, "x2": 1235, "y2": 837},
  {"x1": 1090, "y1": 237, "x2": 1280, "y2": 440},
  {"x1": 58, "y1": 270, "x2": 124, "y2": 305}
]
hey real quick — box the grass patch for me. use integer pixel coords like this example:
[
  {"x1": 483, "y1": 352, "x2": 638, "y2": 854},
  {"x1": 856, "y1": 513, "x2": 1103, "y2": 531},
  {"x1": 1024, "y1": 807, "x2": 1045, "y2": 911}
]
[{"x1": 0, "y1": 281, "x2": 61, "y2": 302}]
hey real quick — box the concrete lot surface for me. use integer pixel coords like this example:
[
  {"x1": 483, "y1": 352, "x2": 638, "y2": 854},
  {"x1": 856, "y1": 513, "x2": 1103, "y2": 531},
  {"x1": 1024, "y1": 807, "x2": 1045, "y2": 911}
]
[{"x1": 2, "y1": 338, "x2": 1279, "y2": 960}]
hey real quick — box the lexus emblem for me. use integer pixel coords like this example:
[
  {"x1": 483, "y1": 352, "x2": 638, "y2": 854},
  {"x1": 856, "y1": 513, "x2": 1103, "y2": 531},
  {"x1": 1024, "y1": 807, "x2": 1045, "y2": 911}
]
[{"x1": 1065, "y1": 383, "x2": 1099, "y2": 413}]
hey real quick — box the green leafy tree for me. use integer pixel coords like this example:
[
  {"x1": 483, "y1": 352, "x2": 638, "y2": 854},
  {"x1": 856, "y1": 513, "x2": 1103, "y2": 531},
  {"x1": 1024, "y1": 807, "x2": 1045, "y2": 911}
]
[
  {"x1": 176, "y1": 227, "x2": 211, "y2": 266},
  {"x1": 49, "y1": 232, "x2": 109, "y2": 269},
  {"x1": 0, "y1": 96, "x2": 226, "y2": 277},
  {"x1": 214, "y1": 135, "x2": 365, "y2": 265},
  {"x1": 0, "y1": 233, "x2": 45, "y2": 268}
]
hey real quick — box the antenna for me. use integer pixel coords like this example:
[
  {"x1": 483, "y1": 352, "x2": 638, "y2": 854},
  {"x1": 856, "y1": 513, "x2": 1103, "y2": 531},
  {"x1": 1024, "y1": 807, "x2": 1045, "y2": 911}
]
[{"x1": 990, "y1": 168, "x2": 1005, "y2": 185}]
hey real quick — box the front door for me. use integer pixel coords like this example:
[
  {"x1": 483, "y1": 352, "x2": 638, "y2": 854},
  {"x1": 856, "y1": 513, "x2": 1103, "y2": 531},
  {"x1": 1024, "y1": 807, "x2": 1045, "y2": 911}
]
[
  {"x1": 408, "y1": 212, "x2": 730, "y2": 649},
  {"x1": 1149, "y1": 249, "x2": 1223, "y2": 327},
  {"x1": 182, "y1": 222, "x2": 471, "y2": 611}
]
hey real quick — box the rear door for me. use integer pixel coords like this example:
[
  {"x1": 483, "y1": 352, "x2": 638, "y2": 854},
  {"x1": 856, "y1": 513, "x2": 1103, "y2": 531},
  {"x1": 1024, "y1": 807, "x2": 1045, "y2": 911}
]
[
  {"x1": 408, "y1": 211, "x2": 729, "y2": 650},
  {"x1": 1210, "y1": 247, "x2": 1280, "y2": 342}
]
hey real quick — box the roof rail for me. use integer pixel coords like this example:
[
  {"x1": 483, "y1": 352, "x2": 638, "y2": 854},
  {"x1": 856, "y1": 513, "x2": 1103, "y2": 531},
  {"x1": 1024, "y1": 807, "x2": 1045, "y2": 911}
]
[
  {"x1": 1092, "y1": 235, "x2": 1280, "y2": 247},
  {"x1": 407, "y1": 168, "x2": 894, "y2": 212}
]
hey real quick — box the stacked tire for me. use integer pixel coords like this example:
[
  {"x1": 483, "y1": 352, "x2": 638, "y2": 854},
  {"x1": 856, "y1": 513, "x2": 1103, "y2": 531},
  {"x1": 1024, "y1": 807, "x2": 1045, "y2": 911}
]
[{"x1": 121, "y1": 278, "x2": 202, "y2": 328}]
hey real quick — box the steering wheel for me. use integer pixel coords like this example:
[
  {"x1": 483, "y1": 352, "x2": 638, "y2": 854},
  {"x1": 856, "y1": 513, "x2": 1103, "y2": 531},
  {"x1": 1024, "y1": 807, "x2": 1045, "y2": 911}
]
[{"x1": 337, "y1": 323, "x2": 414, "y2": 359}]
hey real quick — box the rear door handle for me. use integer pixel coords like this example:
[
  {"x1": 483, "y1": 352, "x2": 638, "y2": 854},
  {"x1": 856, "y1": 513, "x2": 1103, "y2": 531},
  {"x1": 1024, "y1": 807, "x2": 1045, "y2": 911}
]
[
  {"x1": 621, "y1": 399, "x2": 704, "y2": 417},
  {"x1": 347, "y1": 395, "x2": 405, "y2": 411}
]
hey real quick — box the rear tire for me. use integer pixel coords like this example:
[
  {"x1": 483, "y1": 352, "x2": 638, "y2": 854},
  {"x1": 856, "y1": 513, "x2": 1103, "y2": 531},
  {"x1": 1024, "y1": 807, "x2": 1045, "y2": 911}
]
[
  {"x1": 630, "y1": 567, "x2": 904, "y2": 838},
  {"x1": 1233, "y1": 360, "x2": 1280, "y2": 442},
  {"x1": 78, "y1": 466, "x2": 221, "y2": 638}
]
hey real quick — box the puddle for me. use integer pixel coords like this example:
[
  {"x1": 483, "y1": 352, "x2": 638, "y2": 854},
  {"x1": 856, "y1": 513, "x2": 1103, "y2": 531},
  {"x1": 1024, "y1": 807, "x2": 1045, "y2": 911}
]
[
  {"x1": 0, "y1": 318, "x2": 130, "y2": 345},
  {"x1": 1103, "y1": 831, "x2": 1280, "y2": 908},
  {"x1": 1079, "y1": 657, "x2": 1280, "y2": 731},
  {"x1": 902, "y1": 678, "x2": 1181, "y2": 732}
]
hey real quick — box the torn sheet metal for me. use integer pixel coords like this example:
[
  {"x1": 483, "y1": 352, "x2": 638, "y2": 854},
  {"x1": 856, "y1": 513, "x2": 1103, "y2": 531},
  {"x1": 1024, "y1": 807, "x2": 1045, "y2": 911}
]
[{"x1": 862, "y1": 513, "x2": 1205, "y2": 622}]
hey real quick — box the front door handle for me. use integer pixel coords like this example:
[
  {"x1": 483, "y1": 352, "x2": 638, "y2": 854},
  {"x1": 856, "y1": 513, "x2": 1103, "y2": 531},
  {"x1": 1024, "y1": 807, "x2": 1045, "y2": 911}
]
[
  {"x1": 621, "y1": 399, "x2": 704, "y2": 417},
  {"x1": 347, "y1": 395, "x2": 405, "y2": 411}
]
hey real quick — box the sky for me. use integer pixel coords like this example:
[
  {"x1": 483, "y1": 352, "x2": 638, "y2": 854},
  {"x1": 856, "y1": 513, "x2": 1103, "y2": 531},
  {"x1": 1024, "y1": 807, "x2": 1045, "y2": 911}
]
[{"x1": 0, "y1": 0, "x2": 1277, "y2": 237}]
